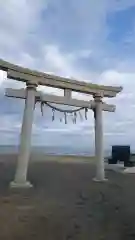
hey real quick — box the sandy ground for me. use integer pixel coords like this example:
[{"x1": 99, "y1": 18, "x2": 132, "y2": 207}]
[{"x1": 0, "y1": 154, "x2": 135, "y2": 239}]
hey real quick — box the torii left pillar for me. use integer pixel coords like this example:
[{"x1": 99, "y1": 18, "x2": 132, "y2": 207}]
[
  {"x1": 10, "y1": 82, "x2": 37, "y2": 188},
  {"x1": 93, "y1": 94, "x2": 106, "y2": 182}
]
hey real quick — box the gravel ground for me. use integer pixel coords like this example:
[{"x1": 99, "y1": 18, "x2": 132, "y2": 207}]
[{"x1": 0, "y1": 154, "x2": 135, "y2": 239}]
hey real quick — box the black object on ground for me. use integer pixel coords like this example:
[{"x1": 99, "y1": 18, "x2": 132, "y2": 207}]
[{"x1": 108, "y1": 145, "x2": 132, "y2": 166}]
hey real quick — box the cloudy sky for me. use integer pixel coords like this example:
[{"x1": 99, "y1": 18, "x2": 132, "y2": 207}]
[{"x1": 0, "y1": 0, "x2": 135, "y2": 152}]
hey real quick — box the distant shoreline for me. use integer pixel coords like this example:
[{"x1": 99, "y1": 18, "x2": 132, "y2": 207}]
[
  {"x1": 0, "y1": 145, "x2": 110, "y2": 157},
  {"x1": 0, "y1": 152, "x2": 95, "y2": 164},
  {"x1": 0, "y1": 152, "x2": 94, "y2": 158}
]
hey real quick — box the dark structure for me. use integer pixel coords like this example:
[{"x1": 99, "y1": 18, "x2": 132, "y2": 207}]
[{"x1": 108, "y1": 145, "x2": 133, "y2": 167}]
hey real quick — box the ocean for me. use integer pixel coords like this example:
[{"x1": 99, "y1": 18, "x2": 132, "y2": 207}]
[{"x1": 0, "y1": 145, "x2": 111, "y2": 156}]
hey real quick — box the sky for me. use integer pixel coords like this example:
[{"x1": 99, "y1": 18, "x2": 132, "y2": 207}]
[{"x1": 0, "y1": 0, "x2": 135, "y2": 151}]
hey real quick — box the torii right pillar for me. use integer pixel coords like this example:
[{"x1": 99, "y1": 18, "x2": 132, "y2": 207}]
[{"x1": 93, "y1": 93, "x2": 106, "y2": 181}]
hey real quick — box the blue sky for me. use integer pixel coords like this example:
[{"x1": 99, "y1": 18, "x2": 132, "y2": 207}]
[{"x1": 0, "y1": 0, "x2": 135, "y2": 151}]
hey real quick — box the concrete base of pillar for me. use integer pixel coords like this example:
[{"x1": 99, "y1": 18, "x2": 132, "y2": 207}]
[
  {"x1": 10, "y1": 181, "x2": 33, "y2": 189},
  {"x1": 93, "y1": 177, "x2": 108, "y2": 182}
]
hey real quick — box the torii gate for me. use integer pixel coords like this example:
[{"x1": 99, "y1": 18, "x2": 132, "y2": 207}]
[{"x1": 0, "y1": 59, "x2": 122, "y2": 188}]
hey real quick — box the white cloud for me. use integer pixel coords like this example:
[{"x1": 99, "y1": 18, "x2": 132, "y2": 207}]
[
  {"x1": 1, "y1": 0, "x2": 135, "y2": 150},
  {"x1": 0, "y1": 0, "x2": 47, "y2": 63},
  {"x1": 41, "y1": 44, "x2": 94, "y2": 81},
  {"x1": 100, "y1": 70, "x2": 135, "y2": 87}
]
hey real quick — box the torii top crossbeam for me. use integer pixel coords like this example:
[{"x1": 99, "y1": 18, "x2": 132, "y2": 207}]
[{"x1": 0, "y1": 59, "x2": 122, "y2": 97}]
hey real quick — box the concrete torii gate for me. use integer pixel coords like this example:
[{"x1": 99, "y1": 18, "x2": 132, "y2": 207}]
[{"x1": 0, "y1": 59, "x2": 122, "y2": 188}]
